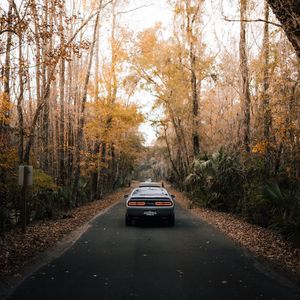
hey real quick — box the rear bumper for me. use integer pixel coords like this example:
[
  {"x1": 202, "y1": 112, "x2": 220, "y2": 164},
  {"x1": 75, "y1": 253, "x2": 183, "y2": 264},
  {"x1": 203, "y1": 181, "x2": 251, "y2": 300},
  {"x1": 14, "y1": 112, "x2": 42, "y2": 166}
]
[{"x1": 126, "y1": 207, "x2": 174, "y2": 219}]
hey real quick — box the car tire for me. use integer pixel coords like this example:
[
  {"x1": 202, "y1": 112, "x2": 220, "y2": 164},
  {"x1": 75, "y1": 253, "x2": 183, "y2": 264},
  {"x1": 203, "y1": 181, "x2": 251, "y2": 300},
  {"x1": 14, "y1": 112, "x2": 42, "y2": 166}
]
[
  {"x1": 169, "y1": 215, "x2": 175, "y2": 227},
  {"x1": 125, "y1": 215, "x2": 131, "y2": 226}
]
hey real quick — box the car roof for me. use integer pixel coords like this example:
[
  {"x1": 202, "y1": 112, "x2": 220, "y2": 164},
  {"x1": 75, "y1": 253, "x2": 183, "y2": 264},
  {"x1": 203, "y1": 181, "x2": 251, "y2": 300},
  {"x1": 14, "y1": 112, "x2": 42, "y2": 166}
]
[
  {"x1": 139, "y1": 182, "x2": 161, "y2": 187},
  {"x1": 131, "y1": 187, "x2": 169, "y2": 198}
]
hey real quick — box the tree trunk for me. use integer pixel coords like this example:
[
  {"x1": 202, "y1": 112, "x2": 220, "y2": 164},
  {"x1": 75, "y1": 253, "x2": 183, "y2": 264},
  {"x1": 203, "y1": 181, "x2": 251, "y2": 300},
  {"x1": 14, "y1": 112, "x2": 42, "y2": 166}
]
[
  {"x1": 72, "y1": 13, "x2": 100, "y2": 203},
  {"x1": 67, "y1": 58, "x2": 74, "y2": 184},
  {"x1": 59, "y1": 9, "x2": 66, "y2": 185},
  {"x1": 190, "y1": 46, "x2": 200, "y2": 157},
  {"x1": 1, "y1": 2, "x2": 13, "y2": 135},
  {"x1": 17, "y1": 33, "x2": 24, "y2": 164},
  {"x1": 163, "y1": 125, "x2": 181, "y2": 182},
  {"x1": 90, "y1": 142, "x2": 100, "y2": 200},
  {"x1": 262, "y1": 1, "x2": 272, "y2": 173},
  {"x1": 97, "y1": 142, "x2": 107, "y2": 199},
  {"x1": 186, "y1": 1, "x2": 201, "y2": 157},
  {"x1": 90, "y1": 12, "x2": 101, "y2": 199},
  {"x1": 31, "y1": 0, "x2": 41, "y2": 105},
  {"x1": 267, "y1": 0, "x2": 300, "y2": 59},
  {"x1": 239, "y1": 0, "x2": 251, "y2": 152},
  {"x1": 0, "y1": 1, "x2": 13, "y2": 229}
]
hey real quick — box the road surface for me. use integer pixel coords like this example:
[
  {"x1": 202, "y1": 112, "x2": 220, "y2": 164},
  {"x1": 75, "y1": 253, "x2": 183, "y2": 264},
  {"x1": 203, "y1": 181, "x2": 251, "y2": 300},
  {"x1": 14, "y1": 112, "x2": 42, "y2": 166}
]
[{"x1": 6, "y1": 199, "x2": 300, "y2": 299}]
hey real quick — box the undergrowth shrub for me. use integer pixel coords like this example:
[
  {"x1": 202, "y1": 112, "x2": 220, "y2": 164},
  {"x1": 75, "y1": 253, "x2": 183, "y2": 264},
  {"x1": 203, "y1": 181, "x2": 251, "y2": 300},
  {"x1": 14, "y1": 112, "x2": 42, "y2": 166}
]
[
  {"x1": 184, "y1": 148, "x2": 300, "y2": 245},
  {"x1": 185, "y1": 149, "x2": 245, "y2": 212}
]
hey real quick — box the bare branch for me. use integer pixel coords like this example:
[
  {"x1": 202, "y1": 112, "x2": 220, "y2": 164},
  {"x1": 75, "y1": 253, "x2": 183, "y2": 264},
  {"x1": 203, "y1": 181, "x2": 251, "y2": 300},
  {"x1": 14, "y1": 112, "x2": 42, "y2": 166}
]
[
  {"x1": 117, "y1": 4, "x2": 153, "y2": 15},
  {"x1": 0, "y1": 1, "x2": 31, "y2": 38},
  {"x1": 224, "y1": 17, "x2": 282, "y2": 28},
  {"x1": 191, "y1": 4, "x2": 200, "y2": 25},
  {"x1": 0, "y1": 29, "x2": 19, "y2": 36}
]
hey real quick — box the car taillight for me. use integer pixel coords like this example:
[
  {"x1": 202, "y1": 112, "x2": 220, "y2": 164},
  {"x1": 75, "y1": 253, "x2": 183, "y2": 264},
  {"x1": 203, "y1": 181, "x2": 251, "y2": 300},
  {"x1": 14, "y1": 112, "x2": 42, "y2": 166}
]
[
  {"x1": 155, "y1": 201, "x2": 172, "y2": 206},
  {"x1": 128, "y1": 201, "x2": 145, "y2": 206}
]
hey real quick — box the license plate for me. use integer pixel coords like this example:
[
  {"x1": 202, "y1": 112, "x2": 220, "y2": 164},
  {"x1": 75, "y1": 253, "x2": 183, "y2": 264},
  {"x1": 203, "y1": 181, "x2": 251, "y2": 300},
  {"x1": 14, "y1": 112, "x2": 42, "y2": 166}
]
[{"x1": 144, "y1": 211, "x2": 157, "y2": 216}]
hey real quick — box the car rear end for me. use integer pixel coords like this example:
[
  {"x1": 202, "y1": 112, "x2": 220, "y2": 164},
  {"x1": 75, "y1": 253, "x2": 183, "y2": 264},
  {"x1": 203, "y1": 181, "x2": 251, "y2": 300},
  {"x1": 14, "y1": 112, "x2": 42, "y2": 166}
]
[{"x1": 125, "y1": 188, "x2": 175, "y2": 226}]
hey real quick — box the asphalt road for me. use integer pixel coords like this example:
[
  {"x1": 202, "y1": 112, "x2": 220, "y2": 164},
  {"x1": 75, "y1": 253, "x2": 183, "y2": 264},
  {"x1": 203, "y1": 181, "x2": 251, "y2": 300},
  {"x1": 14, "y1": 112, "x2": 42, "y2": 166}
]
[{"x1": 6, "y1": 200, "x2": 300, "y2": 300}]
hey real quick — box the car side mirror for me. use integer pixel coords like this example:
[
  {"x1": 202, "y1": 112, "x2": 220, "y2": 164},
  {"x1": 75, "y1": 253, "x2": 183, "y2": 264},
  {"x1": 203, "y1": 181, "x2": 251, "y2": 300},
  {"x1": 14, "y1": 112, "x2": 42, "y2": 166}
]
[
  {"x1": 124, "y1": 194, "x2": 129, "y2": 198},
  {"x1": 171, "y1": 194, "x2": 175, "y2": 199}
]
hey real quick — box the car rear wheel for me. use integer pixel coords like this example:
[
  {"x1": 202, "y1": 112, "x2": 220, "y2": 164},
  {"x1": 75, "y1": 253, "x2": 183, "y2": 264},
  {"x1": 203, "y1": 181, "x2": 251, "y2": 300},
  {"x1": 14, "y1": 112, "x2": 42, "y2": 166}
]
[
  {"x1": 125, "y1": 215, "x2": 132, "y2": 226},
  {"x1": 169, "y1": 215, "x2": 175, "y2": 226}
]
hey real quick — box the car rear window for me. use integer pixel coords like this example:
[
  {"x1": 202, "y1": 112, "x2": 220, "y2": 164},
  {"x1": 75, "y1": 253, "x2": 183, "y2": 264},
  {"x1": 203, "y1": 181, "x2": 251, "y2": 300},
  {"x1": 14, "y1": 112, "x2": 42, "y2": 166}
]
[
  {"x1": 131, "y1": 188, "x2": 169, "y2": 197},
  {"x1": 139, "y1": 183, "x2": 161, "y2": 187}
]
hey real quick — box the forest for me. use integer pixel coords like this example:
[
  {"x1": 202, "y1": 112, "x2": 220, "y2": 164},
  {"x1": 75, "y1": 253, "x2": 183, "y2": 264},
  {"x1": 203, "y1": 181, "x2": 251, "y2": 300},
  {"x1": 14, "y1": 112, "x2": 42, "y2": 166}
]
[{"x1": 0, "y1": 0, "x2": 299, "y2": 245}]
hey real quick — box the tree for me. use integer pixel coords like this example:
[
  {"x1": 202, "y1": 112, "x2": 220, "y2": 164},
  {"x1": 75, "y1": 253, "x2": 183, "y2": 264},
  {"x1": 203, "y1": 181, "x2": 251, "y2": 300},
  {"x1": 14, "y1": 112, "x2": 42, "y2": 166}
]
[
  {"x1": 267, "y1": 0, "x2": 300, "y2": 59},
  {"x1": 72, "y1": 9, "x2": 101, "y2": 203},
  {"x1": 239, "y1": 0, "x2": 251, "y2": 152},
  {"x1": 1, "y1": 1, "x2": 13, "y2": 136},
  {"x1": 173, "y1": 0, "x2": 204, "y2": 158},
  {"x1": 184, "y1": 0, "x2": 202, "y2": 157},
  {"x1": 262, "y1": 1, "x2": 272, "y2": 172}
]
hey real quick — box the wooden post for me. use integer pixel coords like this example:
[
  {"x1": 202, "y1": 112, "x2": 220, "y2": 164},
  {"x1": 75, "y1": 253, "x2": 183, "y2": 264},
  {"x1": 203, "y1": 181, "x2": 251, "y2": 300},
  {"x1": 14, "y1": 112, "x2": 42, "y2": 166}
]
[
  {"x1": 19, "y1": 166, "x2": 33, "y2": 233},
  {"x1": 21, "y1": 170, "x2": 27, "y2": 233}
]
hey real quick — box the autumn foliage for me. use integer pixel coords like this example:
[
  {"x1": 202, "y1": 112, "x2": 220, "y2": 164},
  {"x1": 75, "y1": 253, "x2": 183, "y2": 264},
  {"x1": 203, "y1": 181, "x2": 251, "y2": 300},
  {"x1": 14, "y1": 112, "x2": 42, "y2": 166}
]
[
  {"x1": 134, "y1": 1, "x2": 300, "y2": 244},
  {"x1": 0, "y1": 0, "x2": 144, "y2": 231}
]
